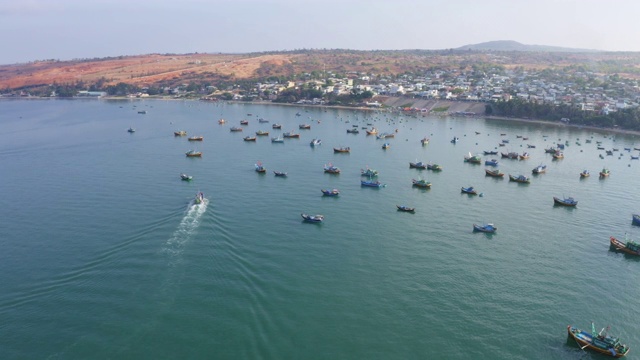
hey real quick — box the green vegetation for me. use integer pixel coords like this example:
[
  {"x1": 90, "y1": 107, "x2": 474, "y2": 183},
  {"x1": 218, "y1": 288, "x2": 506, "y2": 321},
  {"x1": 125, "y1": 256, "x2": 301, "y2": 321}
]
[{"x1": 431, "y1": 106, "x2": 450, "y2": 112}]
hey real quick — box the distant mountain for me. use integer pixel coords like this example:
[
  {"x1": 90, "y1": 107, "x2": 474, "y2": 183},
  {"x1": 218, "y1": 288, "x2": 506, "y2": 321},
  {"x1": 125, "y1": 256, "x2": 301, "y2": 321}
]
[{"x1": 456, "y1": 40, "x2": 600, "y2": 53}]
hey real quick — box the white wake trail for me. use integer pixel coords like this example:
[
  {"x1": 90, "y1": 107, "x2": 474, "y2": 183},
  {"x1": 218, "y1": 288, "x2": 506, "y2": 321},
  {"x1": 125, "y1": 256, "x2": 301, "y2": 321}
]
[{"x1": 163, "y1": 199, "x2": 208, "y2": 262}]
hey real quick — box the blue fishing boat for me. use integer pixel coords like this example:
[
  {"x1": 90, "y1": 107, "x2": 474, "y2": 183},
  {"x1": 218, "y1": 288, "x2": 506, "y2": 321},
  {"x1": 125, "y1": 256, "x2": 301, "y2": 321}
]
[
  {"x1": 509, "y1": 174, "x2": 530, "y2": 183},
  {"x1": 127, "y1": 127, "x2": 136, "y2": 133},
  {"x1": 382, "y1": 143, "x2": 390, "y2": 149},
  {"x1": 461, "y1": 186, "x2": 478, "y2": 195},
  {"x1": 301, "y1": 213, "x2": 324, "y2": 223},
  {"x1": 396, "y1": 205, "x2": 415, "y2": 212},
  {"x1": 567, "y1": 323, "x2": 629, "y2": 358},
  {"x1": 580, "y1": 170, "x2": 590, "y2": 178},
  {"x1": 473, "y1": 223, "x2": 497, "y2": 233},
  {"x1": 553, "y1": 196, "x2": 577, "y2": 206},
  {"x1": 255, "y1": 161, "x2": 266, "y2": 173},
  {"x1": 409, "y1": 161, "x2": 427, "y2": 169},
  {"x1": 485, "y1": 159, "x2": 499, "y2": 166},
  {"x1": 347, "y1": 128, "x2": 359, "y2": 134},
  {"x1": 361, "y1": 180, "x2": 384, "y2": 187},
  {"x1": 632, "y1": 214, "x2": 640, "y2": 226},
  {"x1": 321, "y1": 189, "x2": 339, "y2": 196}
]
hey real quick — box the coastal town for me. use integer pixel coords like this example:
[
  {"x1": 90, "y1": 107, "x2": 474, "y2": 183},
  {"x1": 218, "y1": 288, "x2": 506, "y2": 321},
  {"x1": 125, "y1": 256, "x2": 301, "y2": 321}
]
[{"x1": 2, "y1": 50, "x2": 640, "y2": 127}]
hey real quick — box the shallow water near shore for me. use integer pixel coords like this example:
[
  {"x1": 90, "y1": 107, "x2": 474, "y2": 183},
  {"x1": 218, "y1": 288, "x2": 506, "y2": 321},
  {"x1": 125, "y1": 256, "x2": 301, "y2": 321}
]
[{"x1": 2, "y1": 99, "x2": 640, "y2": 359}]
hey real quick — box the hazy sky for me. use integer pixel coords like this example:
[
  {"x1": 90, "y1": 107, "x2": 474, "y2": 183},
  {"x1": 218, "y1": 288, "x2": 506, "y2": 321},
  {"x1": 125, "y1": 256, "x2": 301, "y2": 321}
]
[{"x1": 1, "y1": 0, "x2": 638, "y2": 64}]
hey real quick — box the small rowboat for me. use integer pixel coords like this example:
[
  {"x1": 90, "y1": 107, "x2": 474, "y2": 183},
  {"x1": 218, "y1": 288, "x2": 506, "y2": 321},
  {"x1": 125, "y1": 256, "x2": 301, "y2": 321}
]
[
  {"x1": 218, "y1": 119, "x2": 226, "y2": 124},
  {"x1": 188, "y1": 136, "x2": 203, "y2": 141},
  {"x1": 185, "y1": 150, "x2": 202, "y2": 157},
  {"x1": 127, "y1": 127, "x2": 136, "y2": 133},
  {"x1": 321, "y1": 189, "x2": 340, "y2": 196},
  {"x1": 274, "y1": 171, "x2": 287, "y2": 177},
  {"x1": 553, "y1": 196, "x2": 577, "y2": 206},
  {"x1": 599, "y1": 168, "x2": 610, "y2": 177},
  {"x1": 334, "y1": 147, "x2": 350, "y2": 153},
  {"x1": 610, "y1": 235, "x2": 640, "y2": 256},
  {"x1": 473, "y1": 223, "x2": 497, "y2": 233},
  {"x1": 244, "y1": 136, "x2": 257, "y2": 141},
  {"x1": 396, "y1": 205, "x2": 415, "y2": 212},
  {"x1": 567, "y1": 323, "x2": 629, "y2": 358},
  {"x1": 301, "y1": 213, "x2": 324, "y2": 223},
  {"x1": 255, "y1": 162, "x2": 266, "y2": 173},
  {"x1": 580, "y1": 170, "x2": 590, "y2": 178}
]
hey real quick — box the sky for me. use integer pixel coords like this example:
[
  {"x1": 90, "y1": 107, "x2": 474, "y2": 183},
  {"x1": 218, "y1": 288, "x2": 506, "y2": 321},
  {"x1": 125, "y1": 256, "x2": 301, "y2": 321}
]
[{"x1": 0, "y1": 0, "x2": 639, "y2": 65}]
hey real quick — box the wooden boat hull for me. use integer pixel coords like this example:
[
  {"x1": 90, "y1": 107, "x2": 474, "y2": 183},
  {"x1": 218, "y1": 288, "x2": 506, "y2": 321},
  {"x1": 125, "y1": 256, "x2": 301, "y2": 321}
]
[
  {"x1": 461, "y1": 187, "x2": 478, "y2": 195},
  {"x1": 412, "y1": 180, "x2": 432, "y2": 188},
  {"x1": 567, "y1": 326, "x2": 629, "y2": 358},
  {"x1": 610, "y1": 236, "x2": 640, "y2": 256},
  {"x1": 334, "y1": 148, "x2": 350, "y2": 153},
  {"x1": 185, "y1": 152, "x2": 202, "y2": 157},
  {"x1": 485, "y1": 169, "x2": 504, "y2": 177}
]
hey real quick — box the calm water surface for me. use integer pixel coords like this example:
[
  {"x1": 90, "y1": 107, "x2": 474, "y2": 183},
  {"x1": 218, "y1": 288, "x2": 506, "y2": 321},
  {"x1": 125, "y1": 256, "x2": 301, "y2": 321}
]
[{"x1": 1, "y1": 99, "x2": 640, "y2": 359}]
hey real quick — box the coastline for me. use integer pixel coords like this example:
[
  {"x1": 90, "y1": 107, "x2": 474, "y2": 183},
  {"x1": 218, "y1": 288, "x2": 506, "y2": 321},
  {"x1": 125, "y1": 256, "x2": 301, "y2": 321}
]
[{"x1": 8, "y1": 95, "x2": 640, "y2": 137}]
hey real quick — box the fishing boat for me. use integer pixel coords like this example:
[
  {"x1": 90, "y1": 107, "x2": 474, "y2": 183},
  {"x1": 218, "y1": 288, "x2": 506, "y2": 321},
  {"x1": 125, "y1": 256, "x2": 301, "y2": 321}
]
[
  {"x1": 464, "y1": 153, "x2": 482, "y2": 164},
  {"x1": 188, "y1": 136, "x2": 203, "y2": 141},
  {"x1": 310, "y1": 139, "x2": 322, "y2": 147},
  {"x1": 485, "y1": 159, "x2": 499, "y2": 166},
  {"x1": 347, "y1": 128, "x2": 359, "y2": 134},
  {"x1": 610, "y1": 235, "x2": 640, "y2": 256},
  {"x1": 273, "y1": 171, "x2": 287, "y2": 177},
  {"x1": 361, "y1": 168, "x2": 378, "y2": 177},
  {"x1": 218, "y1": 119, "x2": 226, "y2": 124},
  {"x1": 557, "y1": 143, "x2": 565, "y2": 149},
  {"x1": 334, "y1": 147, "x2": 351, "y2": 153},
  {"x1": 567, "y1": 323, "x2": 629, "y2": 358},
  {"x1": 396, "y1": 205, "x2": 415, "y2": 212},
  {"x1": 461, "y1": 186, "x2": 478, "y2": 195},
  {"x1": 473, "y1": 223, "x2": 497, "y2": 233},
  {"x1": 527, "y1": 144, "x2": 536, "y2": 148},
  {"x1": 138, "y1": 110, "x2": 147, "y2": 114},
  {"x1": 185, "y1": 150, "x2": 202, "y2": 157},
  {"x1": 230, "y1": 127, "x2": 243, "y2": 132},
  {"x1": 180, "y1": 173, "x2": 193, "y2": 181},
  {"x1": 485, "y1": 169, "x2": 504, "y2": 177},
  {"x1": 255, "y1": 162, "x2": 266, "y2": 173},
  {"x1": 258, "y1": 118, "x2": 269, "y2": 123},
  {"x1": 271, "y1": 136, "x2": 284, "y2": 143},
  {"x1": 451, "y1": 136, "x2": 459, "y2": 143},
  {"x1": 361, "y1": 179, "x2": 384, "y2": 187},
  {"x1": 633, "y1": 214, "x2": 640, "y2": 226},
  {"x1": 240, "y1": 120, "x2": 249, "y2": 125},
  {"x1": 600, "y1": 168, "x2": 610, "y2": 177},
  {"x1": 321, "y1": 189, "x2": 340, "y2": 196},
  {"x1": 409, "y1": 161, "x2": 427, "y2": 169},
  {"x1": 324, "y1": 164, "x2": 340, "y2": 174},
  {"x1": 283, "y1": 131, "x2": 300, "y2": 138},
  {"x1": 382, "y1": 143, "x2": 390, "y2": 149},
  {"x1": 484, "y1": 150, "x2": 498, "y2": 155},
  {"x1": 272, "y1": 123, "x2": 282, "y2": 129},
  {"x1": 174, "y1": 130, "x2": 187, "y2": 136},
  {"x1": 427, "y1": 163, "x2": 442, "y2": 171},
  {"x1": 376, "y1": 133, "x2": 387, "y2": 140},
  {"x1": 421, "y1": 137, "x2": 429, "y2": 146},
  {"x1": 243, "y1": 136, "x2": 257, "y2": 141},
  {"x1": 299, "y1": 124, "x2": 311, "y2": 130},
  {"x1": 509, "y1": 174, "x2": 530, "y2": 183},
  {"x1": 631, "y1": 155, "x2": 639, "y2": 160},
  {"x1": 552, "y1": 151, "x2": 564, "y2": 159},
  {"x1": 256, "y1": 130, "x2": 269, "y2": 136},
  {"x1": 366, "y1": 128, "x2": 378, "y2": 135},
  {"x1": 498, "y1": 143, "x2": 506, "y2": 147},
  {"x1": 127, "y1": 127, "x2": 136, "y2": 133},
  {"x1": 580, "y1": 170, "x2": 590, "y2": 178},
  {"x1": 502, "y1": 139, "x2": 510, "y2": 144},
  {"x1": 412, "y1": 179, "x2": 432, "y2": 188},
  {"x1": 501, "y1": 152, "x2": 519, "y2": 159},
  {"x1": 532, "y1": 165, "x2": 547, "y2": 174},
  {"x1": 301, "y1": 213, "x2": 324, "y2": 223},
  {"x1": 553, "y1": 196, "x2": 578, "y2": 206},
  {"x1": 516, "y1": 135, "x2": 523, "y2": 138},
  {"x1": 194, "y1": 192, "x2": 204, "y2": 204},
  {"x1": 518, "y1": 152, "x2": 530, "y2": 160},
  {"x1": 545, "y1": 147, "x2": 557, "y2": 153}
]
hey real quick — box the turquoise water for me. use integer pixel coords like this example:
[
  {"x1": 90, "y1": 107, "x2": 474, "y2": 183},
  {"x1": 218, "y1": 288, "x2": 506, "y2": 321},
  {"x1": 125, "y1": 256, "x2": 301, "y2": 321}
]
[{"x1": 2, "y1": 99, "x2": 640, "y2": 359}]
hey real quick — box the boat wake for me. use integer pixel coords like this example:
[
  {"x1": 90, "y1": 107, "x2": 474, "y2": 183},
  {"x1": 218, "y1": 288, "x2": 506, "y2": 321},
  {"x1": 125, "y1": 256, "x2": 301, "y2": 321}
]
[{"x1": 162, "y1": 199, "x2": 208, "y2": 263}]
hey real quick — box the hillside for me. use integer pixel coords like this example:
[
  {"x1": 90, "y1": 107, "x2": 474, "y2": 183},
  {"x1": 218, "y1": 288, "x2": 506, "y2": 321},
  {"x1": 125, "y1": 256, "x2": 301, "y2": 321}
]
[
  {"x1": 456, "y1": 40, "x2": 599, "y2": 53},
  {"x1": 1, "y1": 49, "x2": 640, "y2": 91}
]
